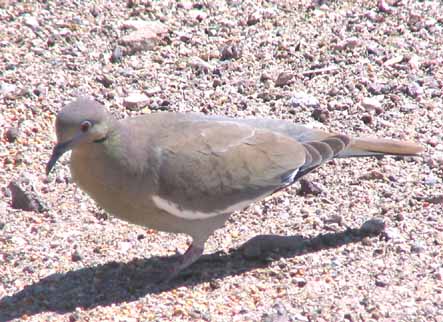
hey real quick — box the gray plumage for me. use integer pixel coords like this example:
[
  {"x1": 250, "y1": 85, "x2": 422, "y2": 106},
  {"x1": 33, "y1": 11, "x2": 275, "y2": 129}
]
[{"x1": 46, "y1": 97, "x2": 423, "y2": 281}]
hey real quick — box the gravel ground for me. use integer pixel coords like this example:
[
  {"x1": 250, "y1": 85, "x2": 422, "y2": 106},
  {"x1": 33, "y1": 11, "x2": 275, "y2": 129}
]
[{"x1": 1, "y1": 0, "x2": 443, "y2": 321}]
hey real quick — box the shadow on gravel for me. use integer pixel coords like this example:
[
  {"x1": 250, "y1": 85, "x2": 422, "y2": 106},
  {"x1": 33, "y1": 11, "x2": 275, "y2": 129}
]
[{"x1": 0, "y1": 219, "x2": 384, "y2": 321}]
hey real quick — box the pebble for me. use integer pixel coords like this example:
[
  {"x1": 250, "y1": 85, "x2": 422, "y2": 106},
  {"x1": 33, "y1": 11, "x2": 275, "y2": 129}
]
[
  {"x1": 366, "y1": 41, "x2": 385, "y2": 56},
  {"x1": 71, "y1": 250, "x2": 83, "y2": 262},
  {"x1": 297, "y1": 179, "x2": 323, "y2": 196},
  {"x1": 123, "y1": 92, "x2": 150, "y2": 110},
  {"x1": 426, "y1": 138, "x2": 438, "y2": 147},
  {"x1": 177, "y1": 31, "x2": 192, "y2": 43},
  {"x1": 5, "y1": 127, "x2": 19, "y2": 143},
  {"x1": 262, "y1": 302, "x2": 291, "y2": 322},
  {"x1": 90, "y1": 5, "x2": 99, "y2": 17},
  {"x1": 289, "y1": 92, "x2": 320, "y2": 108},
  {"x1": 365, "y1": 11, "x2": 384, "y2": 23},
  {"x1": 360, "y1": 218, "x2": 385, "y2": 235},
  {"x1": 247, "y1": 11, "x2": 261, "y2": 26},
  {"x1": 119, "y1": 20, "x2": 168, "y2": 52},
  {"x1": 425, "y1": 195, "x2": 443, "y2": 204},
  {"x1": 408, "y1": 55, "x2": 421, "y2": 70},
  {"x1": 120, "y1": 67, "x2": 135, "y2": 77},
  {"x1": 209, "y1": 280, "x2": 221, "y2": 290},
  {"x1": 96, "y1": 75, "x2": 113, "y2": 88},
  {"x1": 8, "y1": 179, "x2": 47, "y2": 213},
  {"x1": 400, "y1": 103, "x2": 416, "y2": 113},
  {"x1": 405, "y1": 82, "x2": 423, "y2": 98},
  {"x1": 378, "y1": 0, "x2": 393, "y2": 13},
  {"x1": 24, "y1": 15, "x2": 40, "y2": 30},
  {"x1": 334, "y1": 37, "x2": 362, "y2": 50},
  {"x1": 361, "y1": 237, "x2": 372, "y2": 246},
  {"x1": 11, "y1": 235, "x2": 27, "y2": 247},
  {"x1": 145, "y1": 86, "x2": 161, "y2": 97},
  {"x1": 323, "y1": 215, "x2": 343, "y2": 225},
  {"x1": 432, "y1": 151, "x2": 443, "y2": 165},
  {"x1": 359, "y1": 170, "x2": 384, "y2": 180},
  {"x1": 33, "y1": 84, "x2": 47, "y2": 97},
  {"x1": 423, "y1": 174, "x2": 439, "y2": 185},
  {"x1": 384, "y1": 55, "x2": 404, "y2": 66},
  {"x1": 384, "y1": 227, "x2": 405, "y2": 242},
  {"x1": 274, "y1": 71, "x2": 294, "y2": 87},
  {"x1": 410, "y1": 241, "x2": 426, "y2": 254},
  {"x1": 0, "y1": 82, "x2": 17, "y2": 96},
  {"x1": 367, "y1": 82, "x2": 383, "y2": 95},
  {"x1": 220, "y1": 43, "x2": 242, "y2": 60},
  {"x1": 375, "y1": 277, "x2": 389, "y2": 287},
  {"x1": 110, "y1": 46, "x2": 124, "y2": 63},
  {"x1": 189, "y1": 56, "x2": 214, "y2": 74},
  {"x1": 361, "y1": 114, "x2": 373, "y2": 124},
  {"x1": 434, "y1": 268, "x2": 443, "y2": 281},
  {"x1": 344, "y1": 313, "x2": 356, "y2": 322},
  {"x1": 311, "y1": 108, "x2": 330, "y2": 123},
  {"x1": 292, "y1": 314, "x2": 309, "y2": 322},
  {"x1": 293, "y1": 277, "x2": 307, "y2": 287},
  {"x1": 212, "y1": 79, "x2": 222, "y2": 88},
  {"x1": 260, "y1": 72, "x2": 272, "y2": 83},
  {"x1": 362, "y1": 96, "x2": 382, "y2": 111}
]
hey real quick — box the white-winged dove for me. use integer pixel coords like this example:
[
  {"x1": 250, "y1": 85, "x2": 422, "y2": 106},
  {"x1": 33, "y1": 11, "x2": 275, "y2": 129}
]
[{"x1": 46, "y1": 97, "x2": 423, "y2": 281}]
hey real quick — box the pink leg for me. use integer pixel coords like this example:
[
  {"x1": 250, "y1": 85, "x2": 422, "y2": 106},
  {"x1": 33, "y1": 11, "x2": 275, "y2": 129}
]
[
  {"x1": 161, "y1": 242, "x2": 204, "y2": 283},
  {"x1": 177, "y1": 243, "x2": 204, "y2": 272}
]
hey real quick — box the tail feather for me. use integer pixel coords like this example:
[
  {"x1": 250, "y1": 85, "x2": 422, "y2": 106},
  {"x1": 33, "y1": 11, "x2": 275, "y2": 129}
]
[
  {"x1": 338, "y1": 137, "x2": 424, "y2": 158},
  {"x1": 295, "y1": 135, "x2": 351, "y2": 180},
  {"x1": 289, "y1": 133, "x2": 422, "y2": 183}
]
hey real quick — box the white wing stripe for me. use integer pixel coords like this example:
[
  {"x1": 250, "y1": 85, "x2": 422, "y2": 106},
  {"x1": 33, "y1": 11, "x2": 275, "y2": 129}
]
[{"x1": 152, "y1": 195, "x2": 259, "y2": 220}]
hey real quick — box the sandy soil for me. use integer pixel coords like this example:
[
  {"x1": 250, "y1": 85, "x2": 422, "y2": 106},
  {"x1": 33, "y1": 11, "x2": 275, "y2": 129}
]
[{"x1": 1, "y1": 0, "x2": 442, "y2": 321}]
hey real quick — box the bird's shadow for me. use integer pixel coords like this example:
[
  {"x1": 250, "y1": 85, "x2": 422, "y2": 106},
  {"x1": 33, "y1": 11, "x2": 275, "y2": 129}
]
[{"x1": 0, "y1": 222, "x2": 384, "y2": 321}]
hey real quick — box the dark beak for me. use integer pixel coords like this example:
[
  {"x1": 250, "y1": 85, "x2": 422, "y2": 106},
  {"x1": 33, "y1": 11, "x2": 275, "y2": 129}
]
[
  {"x1": 46, "y1": 132, "x2": 87, "y2": 175},
  {"x1": 46, "y1": 140, "x2": 73, "y2": 175}
]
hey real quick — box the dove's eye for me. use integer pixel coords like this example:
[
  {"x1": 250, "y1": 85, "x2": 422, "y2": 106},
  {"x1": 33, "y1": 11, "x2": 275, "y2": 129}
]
[{"x1": 80, "y1": 120, "x2": 92, "y2": 132}]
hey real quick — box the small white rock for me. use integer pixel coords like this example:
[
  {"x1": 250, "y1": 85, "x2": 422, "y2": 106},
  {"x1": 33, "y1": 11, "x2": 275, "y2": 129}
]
[
  {"x1": 408, "y1": 55, "x2": 421, "y2": 70},
  {"x1": 384, "y1": 227, "x2": 405, "y2": 243},
  {"x1": 24, "y1": 15, "x2": 40, "y2": 30},
  {"x1": 290, "y1": 92, "x2": 319, "y2": 108},
  {"x1": 123, "y1": 92, "x2": 150, "y2": 110},
  {"x1": 0, "y1": 82, "x2": 17, "y2": 96},
  {"x1": 145, "y1": 86, "x2": 162, "y2": 97},
  {"x1": 423, "y1": 174, "x2": 439, "y2": 185},
  {"x1": 362, "y1": 96, "x2": 383, "y2": 111},
  {"x1": 384, "y1": 55, "x2": 403, "y2": 66},
  {"x1": 120, "y1": 20, "x2": 168, "y2": 52}
]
